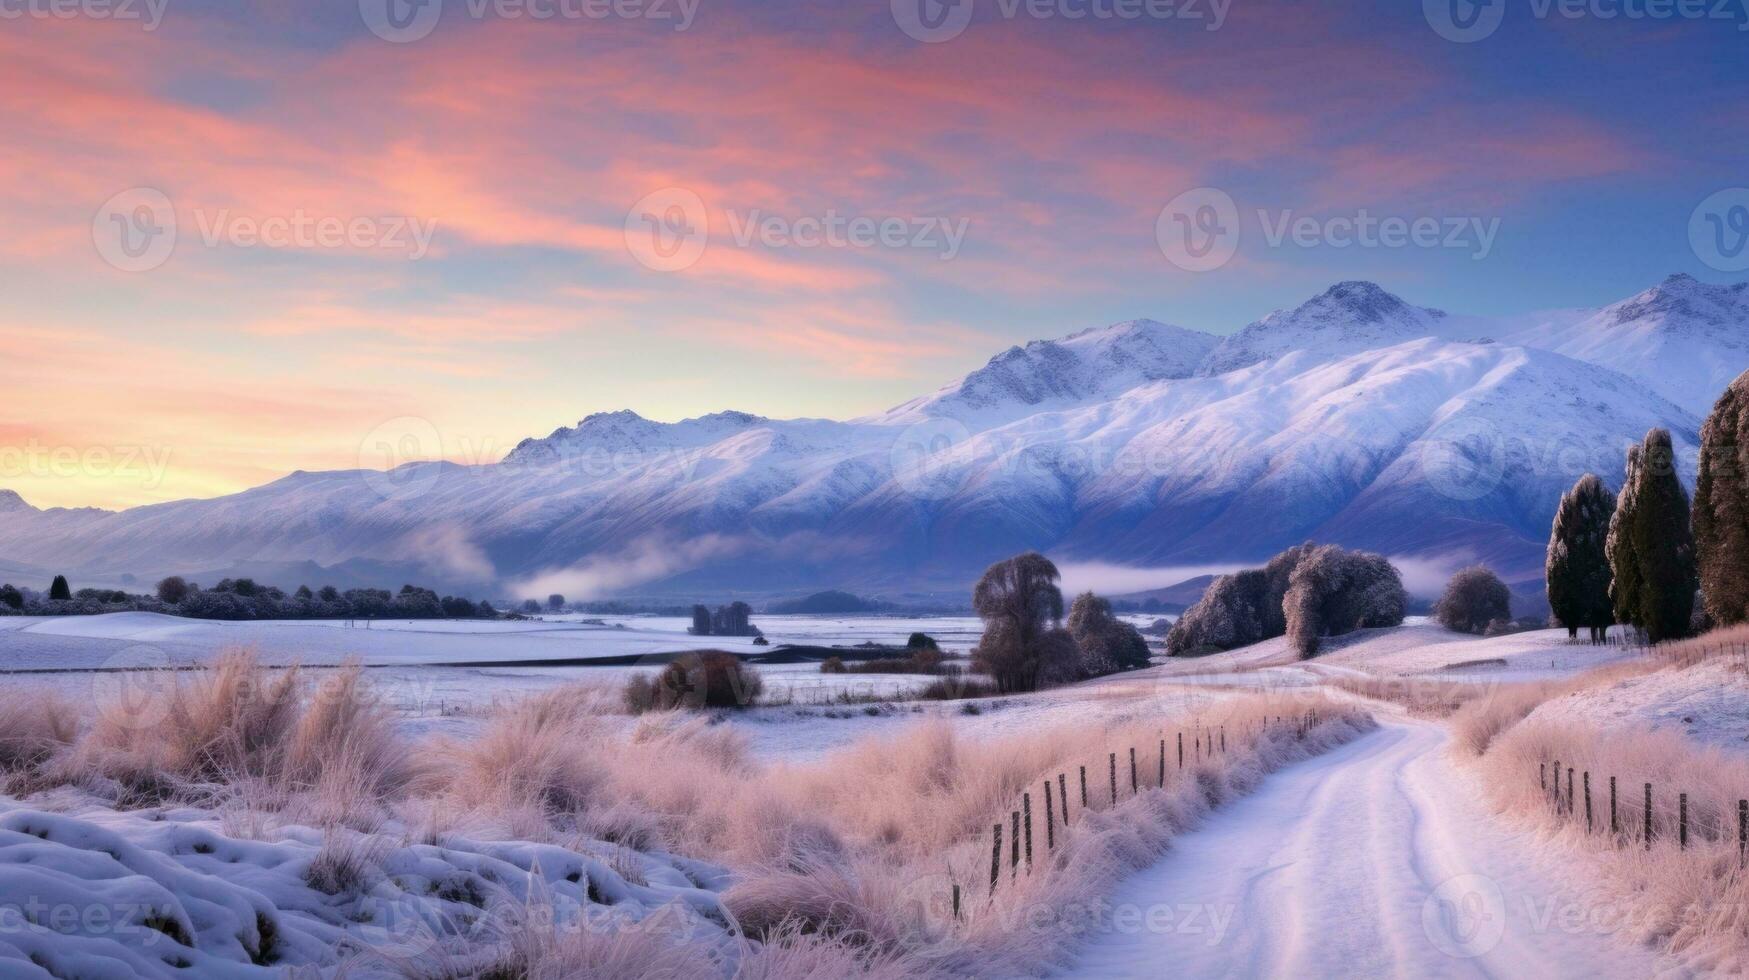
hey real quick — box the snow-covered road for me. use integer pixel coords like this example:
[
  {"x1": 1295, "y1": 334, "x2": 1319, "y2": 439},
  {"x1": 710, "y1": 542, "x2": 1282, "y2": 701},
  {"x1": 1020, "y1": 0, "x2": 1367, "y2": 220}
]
[{"x1": 1060, "y1": 716, "x2": 1675, "y2": 979}]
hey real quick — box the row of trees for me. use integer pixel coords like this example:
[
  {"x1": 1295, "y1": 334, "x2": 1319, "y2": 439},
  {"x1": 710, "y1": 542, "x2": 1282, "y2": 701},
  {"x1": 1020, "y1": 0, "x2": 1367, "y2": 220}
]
[
  {"x1": 969, "y1": 552, "x2": 1151, "y2": 692},
  {"x1": 689, "y1": 601, "x2": 758, "y2": 637},
  {"x1": 1547, "y1": 427, "x2": 1702, "y2": 643},
  {"x1": 1166, "y1": 543, "x2": 1408, "y2": 659},
  {"x1": 0, "y1": 574, "x2": 505, "y2": 621}
]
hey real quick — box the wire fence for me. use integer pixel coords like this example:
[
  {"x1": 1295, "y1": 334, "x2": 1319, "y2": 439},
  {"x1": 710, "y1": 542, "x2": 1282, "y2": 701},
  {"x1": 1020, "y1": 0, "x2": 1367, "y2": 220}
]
[
  {"x1": 941, "y1": 710, "x2": 1330, "y2": 919},
  {"x1": 1537, "y1": 757, "x2": 1748, "y2": 868}
]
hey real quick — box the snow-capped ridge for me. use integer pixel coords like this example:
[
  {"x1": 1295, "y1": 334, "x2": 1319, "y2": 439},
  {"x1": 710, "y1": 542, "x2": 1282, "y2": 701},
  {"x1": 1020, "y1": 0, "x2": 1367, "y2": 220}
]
[
  {"x1": 1197, "y1": 280, "x2": 1449, "y2": 377},
  {"x1": 883, "y1": 316, "x2": 1218, "y2": 424},
  {"x1": 505, "y1": 408, "x2": 770, "y2": 463}
]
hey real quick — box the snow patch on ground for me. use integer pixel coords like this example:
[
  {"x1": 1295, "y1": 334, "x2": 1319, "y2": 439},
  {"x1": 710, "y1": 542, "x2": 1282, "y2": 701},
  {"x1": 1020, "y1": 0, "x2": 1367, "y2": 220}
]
[
  {"x1": 1526, "y1": 656, "x2": 1749, "y2": 756},
  {"x1": 0, "y1": 799, "x2": 731, "y2": 978}
]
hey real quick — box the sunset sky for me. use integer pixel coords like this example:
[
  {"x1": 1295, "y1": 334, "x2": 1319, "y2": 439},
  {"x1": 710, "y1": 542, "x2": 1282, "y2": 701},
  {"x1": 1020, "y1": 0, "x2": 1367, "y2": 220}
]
[{"x1": 4, "y1": 0, "x2": 1746, "y2": 511}]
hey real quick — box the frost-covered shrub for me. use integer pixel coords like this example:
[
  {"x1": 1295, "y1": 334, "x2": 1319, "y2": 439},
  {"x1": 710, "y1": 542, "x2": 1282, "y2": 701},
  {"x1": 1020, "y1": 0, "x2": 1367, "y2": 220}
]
[
  {"x1": 1436, "y1": 565, "x2": 1513, "y2": 635},
  {"x1": 1165, "y1": 543, "x2": 1313, "y2": 656},
  {"x1": 625, "y1": 653, "x2": 763, "y2": 713},
  {"x1": 1067, "y1": 592, "x2": 1150, "y2": 676},
  {"x1": 1283, "y1": 545, "x2": 1406, "y2": 658}
]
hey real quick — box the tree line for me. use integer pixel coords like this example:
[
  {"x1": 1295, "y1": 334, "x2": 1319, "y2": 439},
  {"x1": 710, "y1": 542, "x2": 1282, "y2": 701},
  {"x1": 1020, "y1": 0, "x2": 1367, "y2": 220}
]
[
  {"x1": 0, "y1": 574, "x2": 505, "y2": 621},
  {"x1": 1543, "y1": 367, "x2": 1749, "y2": 644}
]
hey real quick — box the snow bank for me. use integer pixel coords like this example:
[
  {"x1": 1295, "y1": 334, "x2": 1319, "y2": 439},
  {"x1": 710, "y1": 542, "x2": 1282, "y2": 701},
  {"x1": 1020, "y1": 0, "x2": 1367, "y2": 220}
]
[{"x1": 0, "y1": 800, "x2": 731, "y2": 979}]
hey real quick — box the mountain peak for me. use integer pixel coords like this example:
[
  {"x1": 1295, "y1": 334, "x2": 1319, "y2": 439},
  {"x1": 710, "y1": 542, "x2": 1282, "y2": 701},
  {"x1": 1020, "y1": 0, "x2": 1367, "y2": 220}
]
[
  {"x1": 1607, "y1": 273, "x2": 1748, "y2": 327},
  {"x1": 0, "y1": 489, "x2": 31, "y2": 513},
  {"x1": 1299, "y1": 281, "x2": 1438, "y2": 324},
  {"x1": 1199, "y1": 281, "x2": 1446, "y2": 376}
]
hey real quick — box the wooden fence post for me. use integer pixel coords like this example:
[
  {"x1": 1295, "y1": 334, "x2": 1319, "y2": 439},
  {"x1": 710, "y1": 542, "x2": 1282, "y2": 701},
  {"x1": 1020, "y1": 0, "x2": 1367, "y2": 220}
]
[
  {"x1": 1079, "y1": 766, "x2": 1088, "y2": 809},
  {"x1": 1567, "y1": 768, "x2": 1574, "y2": 816},
  {"x1": 1584, "y1": 772, "x2": 1592, "y2": 833},
  {"x1": 1178, "y1": 731, "x2": 1184, "y2": 770},
  {"x1": 1220, "y1": 726, "x2": 1226, "y2": 753},
  {"x1": 1645, "y1": 783, "x2": 1652, "y2": 850},
  {"x1": 1109, "y1": 753, "x2": 1117, "y2": 806},
  {"x1": 953, "y1": 884, "x2": 961, "y2": 921},
  {"x1": 1610, "y1": 776, "x2": 1618, "y2": 837},
  {"x1": 1739, "y1": 800, "x2": 1746, "y2": 869},
  {"x1": 989, "y1": 824, "x2": 1001, "y2": 897},
  {"x1": 1011, "y1": 811, "x2": 1020, "y2": 878},
  {"x1": 1023, "y1": 793, "x2": 1034, "y2": 871},
  {"x1": 1540, "y1": 762, "x2": 1546, "y2": 792},
  {"x1": 1680, "y1": 793, "x2": 1688, "y2": 851},
  {"x1": 1130, "y1": 747, "x2": 1138, "y2": 795},
  {"x1": 1158, "y1": 738, "x2": 1165, "y2": 787},
  {"x1": 1059, "y1": 773, "x2": 1069, "y2": 826},
  {"x1": 1043, "y1": 781, "x2": 1055, "y2": 851},
  {"x1": 1553, "y1": 759, "x2": 1561, "y2": 812}
]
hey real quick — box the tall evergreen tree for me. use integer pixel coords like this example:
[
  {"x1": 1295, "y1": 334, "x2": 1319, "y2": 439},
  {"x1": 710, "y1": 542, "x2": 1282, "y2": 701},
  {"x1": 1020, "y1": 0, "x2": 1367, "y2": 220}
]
[
  {"x1": 48, "y1": 575, "x2": 71, "y2": 601},
  {"x1": 1547, "y1": 473, "x2": 1616, "y2": 641},
  {"x1": 1694, "y1": 369, "x2": 1749, "y2": 626},
  {"x1": 1630, "y1": 429, "x2": 1698, "y2": 642},
  {"x1": 1606, "y1": 445, "x2": 1644, "y2": 629}
]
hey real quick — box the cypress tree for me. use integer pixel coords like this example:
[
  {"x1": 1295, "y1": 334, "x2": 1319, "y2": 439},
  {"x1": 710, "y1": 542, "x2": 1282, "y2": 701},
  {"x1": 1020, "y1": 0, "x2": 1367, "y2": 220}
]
[
  {"x1": 1630, "y1": 429, "x2": 1698, "y2": 642},
  {"x1": 48, "y1": 575, "x2": 71, "y2": 601},
  {"x1": 1694, "y1": 369, "x2": 1749, "y2": 626},
  {"x1": 1606, "y1": 446, "x2": 1643, "y2": 630},
  {"x1": 1547, "y1": 473, "x2": 1616, "y2": 641}
]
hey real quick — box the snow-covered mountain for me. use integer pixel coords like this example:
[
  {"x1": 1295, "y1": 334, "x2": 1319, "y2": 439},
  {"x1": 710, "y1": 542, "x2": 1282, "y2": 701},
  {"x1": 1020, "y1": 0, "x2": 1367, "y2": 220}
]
[
  {"x1": 0, "y1": 277, "x2": 1736, "y2": 599},
  {"x1": 1498, "y1": 274, "x2": 1749, "y2": 417}
]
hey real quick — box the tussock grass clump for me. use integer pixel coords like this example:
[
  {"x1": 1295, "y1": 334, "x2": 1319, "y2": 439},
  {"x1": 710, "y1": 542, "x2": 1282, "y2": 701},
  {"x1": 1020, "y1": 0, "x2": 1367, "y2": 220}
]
[
  {"x1": 0, "y1": 688, "x2": 78, "y2": 775},
  {"x1": 56, "y1": 651, "x2": 412, "y2": 826}
]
